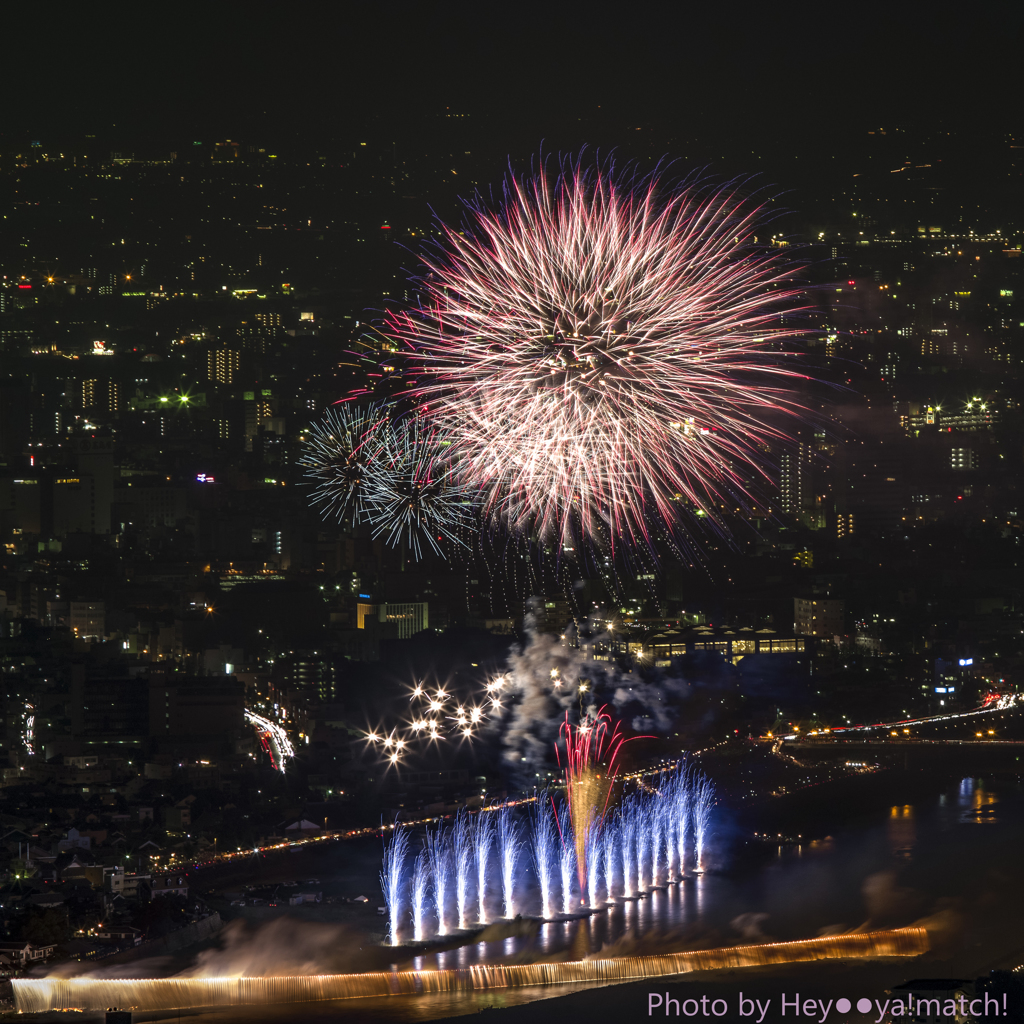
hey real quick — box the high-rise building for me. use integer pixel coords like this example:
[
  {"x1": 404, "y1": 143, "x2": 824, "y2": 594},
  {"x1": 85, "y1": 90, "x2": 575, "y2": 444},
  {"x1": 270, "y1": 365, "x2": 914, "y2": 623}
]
[
  {"x1": 794, "y1": 597, "x2": 844, "y2": 638},
  {"x1": 70, "y1": 600, "x2": 105, "y2": 638},
  {"x1": 53, "y1": 474, "x2": 96, "y2": 535},
  {"x1": 207, "y1": 349, "x2": 241, "y2": 384},
  {"x1": 236, "y1": 312, "x2": 282, "y2": 355},
  {"x1": 74, "y1": 437, "x2": 114, "y2": 534},
  {"x1": 836, "y1": 511, "x2": 855, "y2": 538},
  {"x1": 79, "y1": 379, "x2": 119, "y2": 412},
  {"x1": 950, "y1": 448, "x2": 975, "y2": 470},
  {"x1": 780, "y1": 442, "x2": 813, "y2": 515},
  {"x1": 356, "y1": 601, "x2": 429, "y2": 639},
  {"x1": 244, "y1": 396, "x2": 273, "y2": 452}
]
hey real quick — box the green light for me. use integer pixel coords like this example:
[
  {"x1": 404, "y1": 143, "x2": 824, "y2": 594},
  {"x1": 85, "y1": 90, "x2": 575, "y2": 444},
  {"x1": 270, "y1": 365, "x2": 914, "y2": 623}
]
[{"x1": 159, "y1": 397, "x2": 168, "y2": 403}]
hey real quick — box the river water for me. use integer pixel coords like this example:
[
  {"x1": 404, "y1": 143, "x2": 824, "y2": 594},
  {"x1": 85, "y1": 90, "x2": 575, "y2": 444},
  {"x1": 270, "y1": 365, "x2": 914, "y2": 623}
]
[
  {"x1": 405, "y1": 773, "x2": 1024, "y2": 972},
  {"x1": 51, "y1": 773, "x2": 1024, "y2": 1023}
]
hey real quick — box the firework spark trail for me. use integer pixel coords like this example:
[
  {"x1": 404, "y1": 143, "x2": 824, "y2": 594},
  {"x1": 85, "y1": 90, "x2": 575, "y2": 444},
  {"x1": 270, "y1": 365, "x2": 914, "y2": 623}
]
[
  {"x1": 619, "y1": 801, "x2": 638, "y2": 898},
  {"x1": 602, "y1": 816, "x2": 618, "y2": 904},
  {"x1": 299, "y1": 403, "x2": 390, "y2": 527},
  {"x1": 637, "y1": 794, "x2": 653, "y2": 891},
  {"x1": 475, "y1": 812, "x2": 494, "y2": 925},
  {"x1": 692, "y1": 775, "x2": 716, "y2": 873},
  {"x1": 661, "y1": 769, "x2": 683, "y2": 881},
  {"x1": 558, "y1": 708, "x2": 635, "y2": 893},
  {"x1": 531, "y1": 795, "x2": 559, "y2": 920},
  {"x1": 425, "y1": 824, "x2": 452, "y2": 936},
  {"x1": 677, "y1": 765, "x2": 693, "y2": 879},
  {"x1": 453, "y1": 809, "x2": 474, "y2": 931},
  {"x1": 496, "y1": 805, "x2": 523, "y2": 919},
  {"x1": 655, "y1": 790, "x2": 671, "y2": 888},
  {"x1": 363, "y1": 414, "x2": 477, "y2": 561},
  {"x1": 384, "y1": 154, "x2": 808, "y2": 550},
  {"x1": 558, "y1": 803, "x2": 577, "y2": 915},
  {"x1": 379, "y1": 767, "x2": 715, "y2": 940},
  {"x1": 585, "y1": 822, "x2": 602, "y2": 908},
  {"x1": 380, "y1": 828, "x2": 409, "y2": 946},
  {"x1": 411, "y1": 849, "x2": 431, "y2": 942}
]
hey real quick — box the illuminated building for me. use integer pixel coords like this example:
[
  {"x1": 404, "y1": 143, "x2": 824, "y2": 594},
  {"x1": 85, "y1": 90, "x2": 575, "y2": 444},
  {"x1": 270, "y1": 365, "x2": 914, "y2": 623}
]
[
  {"x1": 356, "y1": 600, "x2": 429, "y2": 640},
  {"x1": 794, "y1": 597, "x2": 845, "y2": 638},
  {"x1": 69, "y1": 601, "x2": 105, "y2": 639},
  {"x1": 644, "y1": 626, "x2": 807, "y2": 666},
  {"x1": 244, "y1": 393, "x2": 273, "y2": 452},
  {"x1": 276, "y1": 654, "x2": 338, "y2": 702},
  {"x1": 236, "y1": 312, "x2": 282, "y2": 355},
  {"x1": 207, "y1": 348, "x2": 241, "y2": 384},
  {"x1": 950, "y1": 447, "x2": 975, "y2": 470},
  {"x1": 79, "y1": 379, "x2": 119, "y2": 413},
  {"x1": 898, "y1": 398, "x2": 999, "y2": 436},
  {"x1": 780, "y1": 441, "x2": 812, "y2": 516}
]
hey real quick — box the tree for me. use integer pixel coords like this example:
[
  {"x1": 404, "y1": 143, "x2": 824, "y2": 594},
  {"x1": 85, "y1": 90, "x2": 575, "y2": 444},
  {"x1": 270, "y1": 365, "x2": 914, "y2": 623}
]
[{"x1": 20, "y1": 908, "x2": 69, "y2": 945}]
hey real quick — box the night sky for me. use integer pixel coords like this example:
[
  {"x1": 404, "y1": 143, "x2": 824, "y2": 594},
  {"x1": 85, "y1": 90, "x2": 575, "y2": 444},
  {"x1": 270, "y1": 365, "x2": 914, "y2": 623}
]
[{"x1": 10, "y1": 7, "x2": 1021, "y2": 151}]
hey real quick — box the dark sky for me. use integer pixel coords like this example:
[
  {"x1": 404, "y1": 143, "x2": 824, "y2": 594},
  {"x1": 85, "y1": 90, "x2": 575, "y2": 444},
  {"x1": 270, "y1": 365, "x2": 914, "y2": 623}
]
[{"x1": 8, "y1": 5, "x2": 1022, "y2": 148}]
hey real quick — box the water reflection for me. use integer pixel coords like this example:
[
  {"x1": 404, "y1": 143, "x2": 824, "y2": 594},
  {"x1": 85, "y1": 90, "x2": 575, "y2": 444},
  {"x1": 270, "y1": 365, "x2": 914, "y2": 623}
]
[
  {"x1": 888, "y1": 804, "x2": 916, "y2": 859},
  {"x1": 404, "y1": 776, "x2": 1022, "y2": 973}
]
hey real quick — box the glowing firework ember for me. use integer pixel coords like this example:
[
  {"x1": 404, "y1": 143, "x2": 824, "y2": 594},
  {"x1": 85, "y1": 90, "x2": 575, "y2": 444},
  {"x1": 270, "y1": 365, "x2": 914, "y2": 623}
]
[
  {"x1": 365, "y1": 675, "x2": 504, "y2": 765},
  {"x1": 383, "y1": 154, "x2": 808, "y2": 549},
  {"x1": 363, "y1": 413, "x2": 476, "y2": 561},
  {"x1": 301, "y1": 406, "x2": 475, "y2": 561},
  {"x1": 299, "y1": 403, "x2": 389, "y2": 527}
]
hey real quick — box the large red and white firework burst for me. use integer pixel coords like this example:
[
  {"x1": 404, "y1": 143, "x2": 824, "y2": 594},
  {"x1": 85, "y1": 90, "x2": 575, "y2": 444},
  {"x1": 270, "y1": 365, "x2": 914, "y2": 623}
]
[{"x1": 384, "y1": 155, "x2": 808, "y2": 551}]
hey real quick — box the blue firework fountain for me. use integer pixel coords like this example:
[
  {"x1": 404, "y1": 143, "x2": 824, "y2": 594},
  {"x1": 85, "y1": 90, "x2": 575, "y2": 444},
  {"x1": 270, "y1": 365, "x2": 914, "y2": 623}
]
[{"x1": 381, "y1": 766, "x2": 716, "y2": 945}]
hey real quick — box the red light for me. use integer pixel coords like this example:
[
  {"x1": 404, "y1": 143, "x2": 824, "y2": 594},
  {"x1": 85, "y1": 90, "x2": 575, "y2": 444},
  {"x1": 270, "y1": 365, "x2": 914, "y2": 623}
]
[
  {"x1": 380, "y1": 224, "x2": 391, "y2": 230},
  {"x1": 18, "y1": 284, "x2": 31, "y2": 289},
  {"x1": 847, "y1": 280, "x2": 855, "y2": 286}
]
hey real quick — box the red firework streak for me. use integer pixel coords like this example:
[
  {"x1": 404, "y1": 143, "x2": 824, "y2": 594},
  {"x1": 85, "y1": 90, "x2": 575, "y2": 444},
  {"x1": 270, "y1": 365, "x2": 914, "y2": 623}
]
[{"x1": 556, "y1": 706, "x2": 651, "y2": 886}]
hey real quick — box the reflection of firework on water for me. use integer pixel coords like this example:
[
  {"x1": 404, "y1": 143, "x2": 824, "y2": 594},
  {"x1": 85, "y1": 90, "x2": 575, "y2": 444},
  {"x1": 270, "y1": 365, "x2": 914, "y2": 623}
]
[
  {"x1": 384, "y1": 153, "x2": 807, "y2": 550},
  {"x1": 364, "y1": 675, "x2": 508, "y2": 766},
  {"x1": 244, "y1": 709, "x2": 295, "y2": 773},
  {"x1": 299, "y1": 404, "x2": 389, "y2": 527},
  {"x1": 363, "y1": 414, "x2": 477, "y2": 561}
]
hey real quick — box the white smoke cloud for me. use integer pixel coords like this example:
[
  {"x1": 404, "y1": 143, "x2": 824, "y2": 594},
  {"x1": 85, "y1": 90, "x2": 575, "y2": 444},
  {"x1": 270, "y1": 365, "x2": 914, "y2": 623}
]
[{"x1": 497, "y1": 619, "x2": 706, "y2": 785}]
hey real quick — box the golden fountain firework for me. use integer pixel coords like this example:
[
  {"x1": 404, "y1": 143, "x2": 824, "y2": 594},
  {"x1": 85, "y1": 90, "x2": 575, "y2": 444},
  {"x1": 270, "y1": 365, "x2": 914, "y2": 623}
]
[
  {"x1": 13, "y1": 928, "x2": 929, "y2": 1012},
  {"x1": 559, "y1": 707, "x2": 639, "y2": 891}
]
